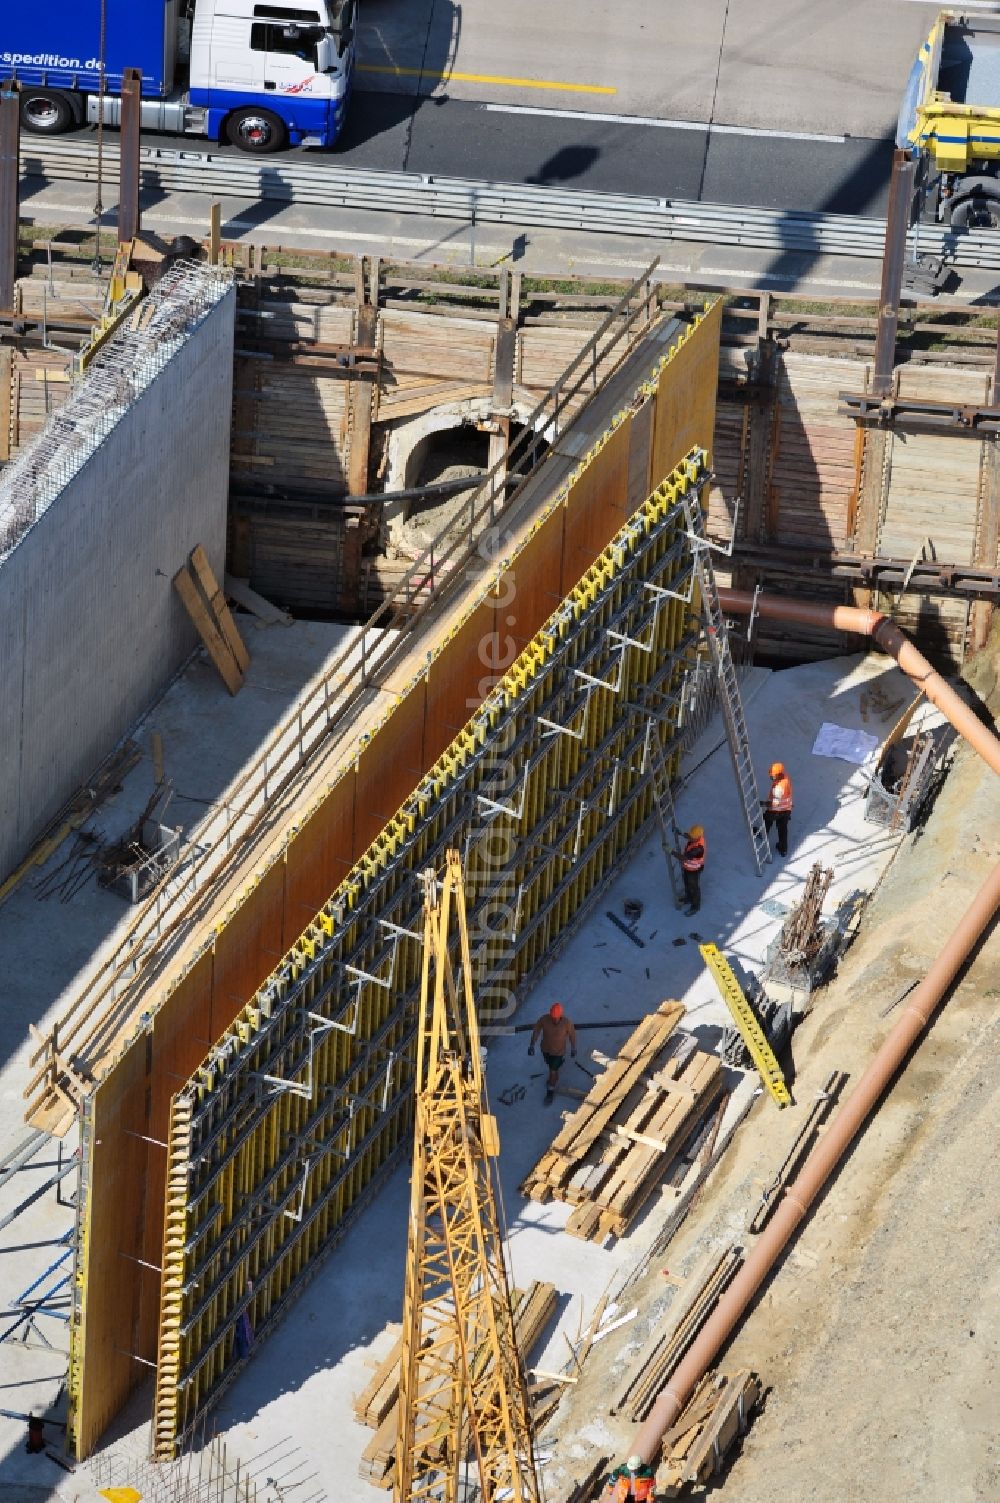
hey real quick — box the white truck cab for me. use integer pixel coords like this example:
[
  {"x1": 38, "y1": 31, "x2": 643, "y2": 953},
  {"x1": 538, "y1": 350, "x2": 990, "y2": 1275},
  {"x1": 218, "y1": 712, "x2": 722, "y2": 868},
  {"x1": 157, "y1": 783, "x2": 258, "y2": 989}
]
[
  {"x1": 188, "y1": 0, "x2": 356, "y2": 151},
  {"x1": 3, "y1": 0, "x2": 357, "y2": 153}
]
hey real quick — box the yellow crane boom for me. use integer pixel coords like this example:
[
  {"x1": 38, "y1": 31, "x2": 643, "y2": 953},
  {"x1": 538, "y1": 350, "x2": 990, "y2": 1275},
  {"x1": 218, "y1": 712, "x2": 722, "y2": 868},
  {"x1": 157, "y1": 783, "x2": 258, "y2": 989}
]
[{"x1": 395, "y1": 850, "x2": 540, "y2": 1503}]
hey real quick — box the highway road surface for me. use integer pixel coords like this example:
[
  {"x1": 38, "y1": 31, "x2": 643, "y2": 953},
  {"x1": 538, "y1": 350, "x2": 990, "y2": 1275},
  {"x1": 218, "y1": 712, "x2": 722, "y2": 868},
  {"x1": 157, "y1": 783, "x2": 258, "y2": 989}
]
[
  {"x1": 342, "y1": 0, "x2": 937, "y2": 214},
  {"x1": 61, "y1": 0, "x2": 951, "y2": 217}
]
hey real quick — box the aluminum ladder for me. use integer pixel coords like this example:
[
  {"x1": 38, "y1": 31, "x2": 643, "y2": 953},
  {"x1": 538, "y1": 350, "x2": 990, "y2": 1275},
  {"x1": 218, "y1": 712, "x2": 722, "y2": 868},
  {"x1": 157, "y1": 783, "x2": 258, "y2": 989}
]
[
  {"x1": 683, "y1": 493, "x2": 772, "y2": 874},
  {"x1": 643, "y1": 718, "x2": 685, "y2": 909}
]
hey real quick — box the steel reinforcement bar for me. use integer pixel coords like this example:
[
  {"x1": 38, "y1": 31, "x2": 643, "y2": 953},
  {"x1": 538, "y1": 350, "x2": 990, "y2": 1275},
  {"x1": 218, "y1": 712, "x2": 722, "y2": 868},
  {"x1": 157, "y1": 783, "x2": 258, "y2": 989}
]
[
  {"x1": 20, "y1": 136, "x2": 1000, "y2": 270},
  {"x1": 147, "y1": 449, "x2": 711, "y2": 1457}
]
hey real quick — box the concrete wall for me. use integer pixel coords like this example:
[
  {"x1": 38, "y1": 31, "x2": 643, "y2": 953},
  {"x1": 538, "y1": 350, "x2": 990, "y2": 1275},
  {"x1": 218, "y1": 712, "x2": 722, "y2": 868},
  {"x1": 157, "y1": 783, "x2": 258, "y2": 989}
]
[{"x1": 0, "y1": 287, "x2": 236, "y2": 880}]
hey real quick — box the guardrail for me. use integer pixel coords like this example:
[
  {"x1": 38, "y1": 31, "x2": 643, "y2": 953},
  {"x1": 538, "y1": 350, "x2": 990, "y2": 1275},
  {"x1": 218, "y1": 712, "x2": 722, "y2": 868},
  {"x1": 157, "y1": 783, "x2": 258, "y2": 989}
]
[{"x1": 20, "y1": 135, "x2": 1000, "y2": 271}]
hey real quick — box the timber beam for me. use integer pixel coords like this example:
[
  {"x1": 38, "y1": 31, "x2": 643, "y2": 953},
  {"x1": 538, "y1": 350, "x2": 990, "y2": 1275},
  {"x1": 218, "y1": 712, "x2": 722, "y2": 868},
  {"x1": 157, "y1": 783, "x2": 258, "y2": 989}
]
[
  {"x1": 736, "y1": 544, "x2": 1000, "y2": 600},
  {"x1": 0, "y1": 80, "x2": 18, "y2": 316},
  {"x1": 840, "y1": 390, "x2": 1000, "y2": 436}
]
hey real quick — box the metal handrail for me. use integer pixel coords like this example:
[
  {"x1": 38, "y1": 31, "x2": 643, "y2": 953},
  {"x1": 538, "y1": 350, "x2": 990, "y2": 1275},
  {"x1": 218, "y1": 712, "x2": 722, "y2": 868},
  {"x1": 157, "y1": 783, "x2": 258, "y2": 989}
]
[
  {"x1": 26, "y1": 261, "x2": 664, "y2": 1109},
  {"x1": 20, "y1": 135, "x2": 1000, "y2": 270}
]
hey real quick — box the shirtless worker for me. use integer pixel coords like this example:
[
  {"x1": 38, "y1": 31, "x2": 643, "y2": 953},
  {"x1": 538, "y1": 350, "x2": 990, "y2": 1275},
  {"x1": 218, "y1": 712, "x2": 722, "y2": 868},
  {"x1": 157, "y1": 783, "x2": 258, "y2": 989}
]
[{"x1": 528, "y1": 1002, "x2": 578, "y2": 1104}]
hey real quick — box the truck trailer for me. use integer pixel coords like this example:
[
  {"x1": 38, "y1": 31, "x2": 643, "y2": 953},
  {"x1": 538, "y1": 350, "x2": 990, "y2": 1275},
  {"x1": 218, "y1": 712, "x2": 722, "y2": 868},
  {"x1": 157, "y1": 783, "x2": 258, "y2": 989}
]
[
  {"x1": 0, "y1": 0, "x2": 357, "y2": 154},
  {"x1": 898, "y1": 7, "x2": 1000, "y2": 228}
]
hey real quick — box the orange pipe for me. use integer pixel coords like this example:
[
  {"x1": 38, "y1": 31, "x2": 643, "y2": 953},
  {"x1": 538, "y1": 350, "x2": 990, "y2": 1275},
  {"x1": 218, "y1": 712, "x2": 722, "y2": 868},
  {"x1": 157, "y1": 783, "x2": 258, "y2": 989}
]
[
  {"x1": 718, "y1": 590, "x2": 1000, "y2": 779},
  {"x1": 630, "y1": 591, "x2": 1000, "y2": 1461}
]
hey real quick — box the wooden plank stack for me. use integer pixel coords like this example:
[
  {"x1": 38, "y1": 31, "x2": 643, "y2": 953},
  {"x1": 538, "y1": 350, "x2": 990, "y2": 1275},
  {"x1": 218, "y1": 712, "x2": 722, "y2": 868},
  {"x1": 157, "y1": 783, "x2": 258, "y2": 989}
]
[
  {"x1": 656, "y1": 1369, "x2": 762, "y2": 1497},
  {"x1": 355, "y1": 1280, "x2": 556, "y2": 1489},
  {"x1": 520, "y1": 1003, "x2": 723, "y2": 1244},
  {"x1": 611, "y1": 1247, "x2": 743, "y2": 1422},
  {"x1": 375, "y1": 308, "x2": 497, "y2": 420}
]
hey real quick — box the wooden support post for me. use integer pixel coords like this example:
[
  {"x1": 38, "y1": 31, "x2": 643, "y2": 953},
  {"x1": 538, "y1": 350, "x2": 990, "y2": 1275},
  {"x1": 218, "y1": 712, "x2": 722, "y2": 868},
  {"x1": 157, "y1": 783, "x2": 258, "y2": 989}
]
[
  {"x1": 872, "y1": 150, "x2": 915, "y2": 399},
  {"x1": 488, "y1": 313, "x2": 516, "y2": 474},
  {"x1": 0, "y1": 345, "x2": 12, "y2": 462},
  {"x1": 173, "y1": 546, "x2": 248, "y2": 696},
  {"x1": 488, "y1": 267, "x2": 516, "y2": 477},
  {"x1": 742, "y1": 338, "x2": 776, "y2": 544},
  {"x1": 852, "y1": 428, "x2": 890, "y2": 609},
  {"x1": 971, "y1": 438, "x2": 1000, "y2": 652},
  {"x1": 348, "y1": 302, "x2": 377, "y2": 495},
  {"x1": 208, "y1": 202, "x2": 222, "y2": 266},
  {"x1": 0, "y1": 80, "x2": 19, "y2": 316},
  {"x1": 118, "y1": 68, "x2": 142, "y2": 245},
  {"x1": 346, "y1": 252, "x2": 378, "y2": 496}
]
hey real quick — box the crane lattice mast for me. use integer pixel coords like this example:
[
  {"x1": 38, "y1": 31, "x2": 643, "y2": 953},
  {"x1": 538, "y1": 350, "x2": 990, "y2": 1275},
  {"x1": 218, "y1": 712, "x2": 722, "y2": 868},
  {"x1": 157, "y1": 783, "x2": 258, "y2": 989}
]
[{"x1": 395, "y1": 850, "x2": 541, "y2": 1503}]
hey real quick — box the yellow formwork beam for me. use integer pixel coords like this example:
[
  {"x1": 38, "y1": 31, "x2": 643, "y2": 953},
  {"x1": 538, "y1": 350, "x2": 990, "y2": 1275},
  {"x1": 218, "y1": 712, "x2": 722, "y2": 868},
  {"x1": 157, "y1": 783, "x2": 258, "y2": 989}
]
[
  {"x1": 699, "y1": 943, "x2": 792, "y2": 1108},
  {"x1": 147, "y1": 450, "x2": 711, "y2": 1455}
]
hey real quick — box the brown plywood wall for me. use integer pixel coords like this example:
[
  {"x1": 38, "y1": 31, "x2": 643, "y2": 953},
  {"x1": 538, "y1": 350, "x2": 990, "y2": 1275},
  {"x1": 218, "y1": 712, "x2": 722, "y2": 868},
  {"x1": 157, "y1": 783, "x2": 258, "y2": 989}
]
[
  {"x1": 0, "y1": 348, "x2": 74, "y2": 466},
  {"x1": 376, "y1": 309, "x2": 497, "y2": 419},
  {"x1": 708, "y1": 345, "x2": 996, "y2": 668},
  {"x1": 767, "y1": 354, "x2": 866, "y2": 550},
  {"x1": 651, "y1": 300, "x2": 723, "y2": 484},
  {"x1": 69, "y1": 305, "x2": 723, "y2": 1457}
]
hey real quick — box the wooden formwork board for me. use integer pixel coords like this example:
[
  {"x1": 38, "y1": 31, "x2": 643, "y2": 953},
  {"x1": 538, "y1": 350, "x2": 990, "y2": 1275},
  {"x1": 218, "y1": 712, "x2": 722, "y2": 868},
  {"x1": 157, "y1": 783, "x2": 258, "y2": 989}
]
[
  {"x1": 67, "y1": 309, "x2": 723, "y2": 1458},
  {"x1": 650, "y1": 300, "x2": 722, "y2": 486},
  {"x1": 422, "y1": 590, "x2": 500, "y2": 752},
  {"x1": 141, "y1": 448, "x2": 712, "y2": 1457},
  {"x1": 768, "y1": 353, "x2": 868, "y2": 549},
  {"x1": 561, "y1": 420, "x2": 633, "y2": 589}
]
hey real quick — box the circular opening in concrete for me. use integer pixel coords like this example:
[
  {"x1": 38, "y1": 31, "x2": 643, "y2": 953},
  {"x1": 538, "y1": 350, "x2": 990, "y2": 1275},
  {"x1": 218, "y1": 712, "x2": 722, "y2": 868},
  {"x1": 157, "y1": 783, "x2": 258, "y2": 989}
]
[{"x1": 404, "y1": 421, "x2": 490, "y2": 508}]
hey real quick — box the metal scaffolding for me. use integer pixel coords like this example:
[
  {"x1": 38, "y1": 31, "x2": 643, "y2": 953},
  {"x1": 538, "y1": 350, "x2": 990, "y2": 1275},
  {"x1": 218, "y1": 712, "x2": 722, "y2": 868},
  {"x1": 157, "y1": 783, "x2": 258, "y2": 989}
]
[{"x1": 136, "y1": 448, "x2": 723, "y2": 1458}]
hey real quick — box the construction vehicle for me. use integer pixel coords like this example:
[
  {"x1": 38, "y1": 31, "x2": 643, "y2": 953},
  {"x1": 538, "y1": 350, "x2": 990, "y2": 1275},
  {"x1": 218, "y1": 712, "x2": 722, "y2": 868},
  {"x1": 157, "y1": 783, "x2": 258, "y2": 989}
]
[
  {"x1": 396, "y1": 850, "x2": 541, "y2": 1503},
  {"x1": 0, "y1": 0, "x2": 357, "y2": 153},
  {"x1": 897, "y1": 7, "x2": 1000, "y2": 228}
]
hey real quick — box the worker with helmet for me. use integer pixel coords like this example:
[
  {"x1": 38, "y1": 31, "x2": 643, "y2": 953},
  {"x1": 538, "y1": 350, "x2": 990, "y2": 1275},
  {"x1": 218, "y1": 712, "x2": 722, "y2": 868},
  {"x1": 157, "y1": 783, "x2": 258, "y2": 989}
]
[
  {"x1": 528, "y1": 1002, "x2": 578, "y2": 1104},
  {"x1": 671, "y1": 824, "x2": 706, "y2": 916},
  {"x1": 601, "y1": 1455, "x2": 658, "y2": 1502},
  {"x1": 763, "y1": 761, "x2": 794, "y2": 857}
]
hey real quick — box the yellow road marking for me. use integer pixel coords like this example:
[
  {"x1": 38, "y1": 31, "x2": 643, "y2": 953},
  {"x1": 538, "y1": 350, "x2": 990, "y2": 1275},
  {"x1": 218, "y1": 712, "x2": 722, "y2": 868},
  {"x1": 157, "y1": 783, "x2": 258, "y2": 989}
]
[{"x1": 358, "y1": 63, "x2": 616, "y2": 96}]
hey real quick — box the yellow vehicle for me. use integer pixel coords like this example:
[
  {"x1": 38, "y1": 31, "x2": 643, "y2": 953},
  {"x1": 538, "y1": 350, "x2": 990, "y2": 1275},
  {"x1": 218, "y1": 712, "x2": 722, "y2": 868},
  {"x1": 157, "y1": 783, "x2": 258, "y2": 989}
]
[{"x1": 898, "y1": 8, "x2": 1000, "y2": 227}]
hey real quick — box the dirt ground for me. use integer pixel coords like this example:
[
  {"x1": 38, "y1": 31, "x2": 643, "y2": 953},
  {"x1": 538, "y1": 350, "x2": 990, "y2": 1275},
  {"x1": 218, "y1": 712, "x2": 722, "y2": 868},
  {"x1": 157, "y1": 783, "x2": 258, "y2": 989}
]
[{"x1": 549, "y1": 633, "x2": 1000, "y2": 1503}]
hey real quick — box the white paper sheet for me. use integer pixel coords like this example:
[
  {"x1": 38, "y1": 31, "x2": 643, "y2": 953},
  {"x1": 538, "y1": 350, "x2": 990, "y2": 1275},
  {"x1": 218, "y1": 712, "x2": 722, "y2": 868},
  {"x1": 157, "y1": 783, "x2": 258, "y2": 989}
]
[{"x1": 811, "y1": 722, "x2": 879, "y2": 765}]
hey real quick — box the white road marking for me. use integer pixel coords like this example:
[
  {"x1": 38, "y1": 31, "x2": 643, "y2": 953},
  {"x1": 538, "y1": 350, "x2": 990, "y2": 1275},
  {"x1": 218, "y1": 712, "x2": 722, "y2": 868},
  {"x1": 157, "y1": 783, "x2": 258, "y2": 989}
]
[{"x1": 483, "y1": 103, "x2": 848, "y2": 144}]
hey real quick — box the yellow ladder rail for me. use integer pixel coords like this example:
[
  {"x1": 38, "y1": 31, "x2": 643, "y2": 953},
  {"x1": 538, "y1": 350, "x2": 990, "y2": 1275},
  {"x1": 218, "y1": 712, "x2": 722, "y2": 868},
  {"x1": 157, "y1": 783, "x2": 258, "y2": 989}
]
[{"x1": 699, "y1": 943, "x2": 791, "y2": 1107}]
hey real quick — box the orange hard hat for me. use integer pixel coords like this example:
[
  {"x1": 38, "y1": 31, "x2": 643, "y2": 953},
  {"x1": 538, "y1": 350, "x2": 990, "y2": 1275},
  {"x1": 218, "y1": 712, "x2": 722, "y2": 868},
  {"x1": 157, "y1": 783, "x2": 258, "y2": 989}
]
[
  {"x1": 769, "y1": 761, "x2": 785, "y2": 779},
  {"x1": 688, "y1": 825, "x2": 704, "y2": 839},
  {"x1": 550, "y1": 1002, "x2": 564, "y2": 1020}
]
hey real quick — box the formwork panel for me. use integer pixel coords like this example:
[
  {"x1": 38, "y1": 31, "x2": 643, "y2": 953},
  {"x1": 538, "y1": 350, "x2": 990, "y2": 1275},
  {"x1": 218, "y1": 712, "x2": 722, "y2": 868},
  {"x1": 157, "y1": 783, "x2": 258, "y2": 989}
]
[
  {"x1": 71, "y1": 1043, "x2": 151, "y2": 1458},
  {"x1": 211, "y1": 863, "x2": 287, "y2": 1020},
  {"x1": 424, "y1": 592, "x2": 499, "y2": 747},
  {"x1": 282, "y1": 774, "x2": 359, "y2": 941},
  {"x1": 354, "y1": 690, "x2": 429, "y2": 855},
  {"x1": 651, "y1": 300, "x2": 722, "y2": 483},
  {"x1": 506, "y1": 505, "x2": 568, "y2": 652},
  {"x1": 69, "y1": 305, "x2": 723, "y2": 1458},
  {"x1": 149, "y1": 446, "x2": 713, "y2": 1456},
  {"x1": 561, "y1": 418, "x2": 633, "y2": 589}
]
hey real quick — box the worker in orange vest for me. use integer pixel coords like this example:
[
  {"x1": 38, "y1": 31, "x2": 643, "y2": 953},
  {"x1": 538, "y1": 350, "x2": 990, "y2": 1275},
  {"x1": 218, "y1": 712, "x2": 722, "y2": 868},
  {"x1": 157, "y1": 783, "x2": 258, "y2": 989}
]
[
  {"x1": 762, "y1": 761, "x2": 794, "y2": 857},
  {"x1": 671, "y1": 824, "x2": 706, "y2": 916},
  {"x1": 528, "y1": 1002, "x2": 578, "y2": 1104},
  {"x1": 601, "y1": 1456, "x2": 658, "y2": 1502}
]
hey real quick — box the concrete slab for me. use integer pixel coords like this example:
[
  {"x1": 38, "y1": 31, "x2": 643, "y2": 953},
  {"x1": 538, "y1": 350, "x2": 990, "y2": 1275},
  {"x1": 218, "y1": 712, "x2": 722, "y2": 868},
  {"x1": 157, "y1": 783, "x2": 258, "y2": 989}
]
[
  {"x1": 138, "y1": 650, "x2": 937, "y2": 1500},
  {"x1": 0, "y1": 644, "x2": 947, "y2": 1493},
  {"x1": 0, "y1": 617, "x2": 365, "y2": 1491}
]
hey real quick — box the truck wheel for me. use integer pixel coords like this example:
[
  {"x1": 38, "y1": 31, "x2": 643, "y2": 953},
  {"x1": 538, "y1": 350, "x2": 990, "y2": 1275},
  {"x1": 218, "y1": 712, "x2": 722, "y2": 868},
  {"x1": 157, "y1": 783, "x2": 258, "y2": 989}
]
[
  {"x1": 20, "y1": 90, "x2": 75, "y2": 135},
  {"x1": 227, "y1": 108, "x2": 287, "y2": 154},
  {"x1": 948, "y1": 185, "x2": 1000, "y2": 230}
]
